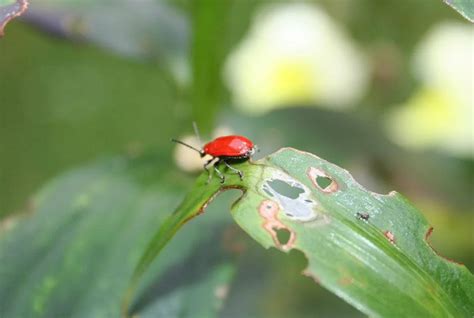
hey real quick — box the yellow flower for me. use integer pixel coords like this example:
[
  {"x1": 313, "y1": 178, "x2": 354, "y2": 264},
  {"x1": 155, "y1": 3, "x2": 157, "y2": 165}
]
[
  {"x1": 386, "y1": 22, "x2": 473, "y2": 158},
  {"x1": 387, "y1": 88, "x2": 460, "y2": 149},
  {"x1": 224, "y1": 3, "x2": 368, "y2": 114}
]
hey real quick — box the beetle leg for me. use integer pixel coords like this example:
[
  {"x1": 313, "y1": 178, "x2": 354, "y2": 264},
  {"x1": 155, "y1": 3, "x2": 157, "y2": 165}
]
[
  {"x1": 223, "y1": 160, "x2": 244, "y2": 180},
  {"x1": 213, "y1": 160, "x2": 225, "y2": 184},
  {"x1": 204, "y1": 157, "x2": 215, "y2": 184}
]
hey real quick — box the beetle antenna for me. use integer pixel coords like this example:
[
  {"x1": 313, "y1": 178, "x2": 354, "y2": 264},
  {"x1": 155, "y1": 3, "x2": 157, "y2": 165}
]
[
  {"x1": 171, "y1": 138, "x2": 205, "y2": 156},
  {"x1": 192, "y1": 121, "x2": 202, "y2": 146}
]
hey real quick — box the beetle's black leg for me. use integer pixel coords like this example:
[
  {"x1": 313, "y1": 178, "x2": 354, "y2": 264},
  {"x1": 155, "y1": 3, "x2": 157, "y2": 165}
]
[
  {"x1": 223, "y1": 160, "x2": 244, "y2": 180},
  {"x1": 213, "y1": 160, "x2": 225, "y2": 184},
  {"x1": 204, "y1": 157, "x2": 215, "y2": 184}
]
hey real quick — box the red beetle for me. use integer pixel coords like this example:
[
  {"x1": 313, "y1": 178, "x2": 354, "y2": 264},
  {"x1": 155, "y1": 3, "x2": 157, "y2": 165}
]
[{"x1": 172, "y1": 130, "x2": 256, "y2": 184}]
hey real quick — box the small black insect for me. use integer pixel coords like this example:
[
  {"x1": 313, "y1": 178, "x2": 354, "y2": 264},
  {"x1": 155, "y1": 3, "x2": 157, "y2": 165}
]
[{"x1": 356, "y1": 212, "x2": 370, "y2": 221}]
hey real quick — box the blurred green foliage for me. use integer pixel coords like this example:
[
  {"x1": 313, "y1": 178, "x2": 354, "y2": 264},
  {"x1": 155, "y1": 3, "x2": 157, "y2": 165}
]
[
  {"x1": 0, "y1": 151, "x2": 239, "y2": 317},
  {"x1": 1, "y1": 0, "x2": 469, "y2": 217},
  {"x1": 0, "y1": 24, "x2": 180, "y2": 216}
]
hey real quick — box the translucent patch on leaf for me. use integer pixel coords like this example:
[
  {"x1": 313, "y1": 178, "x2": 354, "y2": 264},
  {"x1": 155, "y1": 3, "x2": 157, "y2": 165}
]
[
  {"x1": 258, "y1": 199, "x2": 295, "y2": 251},
  {"x1": 307, "y1": 167, "x2": 338, "y2": 193},
  {"x1": 262, "y1": 172, "x2": 319, "y2": 222}
]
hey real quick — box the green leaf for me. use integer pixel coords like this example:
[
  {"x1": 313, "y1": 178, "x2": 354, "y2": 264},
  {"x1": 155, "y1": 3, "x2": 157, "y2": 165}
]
[
  {"x1": 131, "y1": 147, "x2": 474, "y2": 316},
  {"x1": 122, "y1": 168, "x2": 233, "y2": 314},
  {"x1": 190, "y1": 0, "x2": 260, "y2": 132},
  {"x1": 25, "y1": 1, "x2": 188, "y2": 72},
  {"x1": 191, "y1": 0, "x2": 230, "y2": 132},
  {"x1": 0, "y1": 153, "x2": 236, "y2": 317},
  {"x1": 0, "y1": 0, "x2": 15, "y2": 5},
  {"x1": 443, "y1": 0, "x2": 474, "y2": 22},
  {"x1": 0, "y1": 0, "x2": 28, "y2": 36},
  {"x1": 137, "y1": 263, "x2": 234, "y2": 318}
]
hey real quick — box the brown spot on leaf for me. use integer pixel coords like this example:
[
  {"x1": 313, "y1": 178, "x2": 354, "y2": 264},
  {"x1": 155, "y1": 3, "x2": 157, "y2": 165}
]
[
  {"x1": 338, "y1": 276, "x2": 354, "y2": 286},
  {"x1": 425, "y1": 227, "x2": 464, "y2": 265},
  {"x1": 258, "y1": 199, "x2": 296, "y2": 251},
  {"x1": 0, "y1": 0, "x2": 28, "y2": 37},
  {"x1": 384, "y1": 230, "x2": 396, "y2": 244},
  {"x1": 307, "y1": 167, "x2": 338, "y2": 193}
]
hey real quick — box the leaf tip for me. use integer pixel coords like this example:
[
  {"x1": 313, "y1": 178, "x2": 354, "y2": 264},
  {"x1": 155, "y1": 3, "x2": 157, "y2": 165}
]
[{"x1": 0, "y1": 0, "x2": 29, "y2": 37}]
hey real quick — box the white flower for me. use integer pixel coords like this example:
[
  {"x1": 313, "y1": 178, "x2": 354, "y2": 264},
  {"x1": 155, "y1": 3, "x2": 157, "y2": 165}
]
[
  {"x1": 413, "y1": 22, "x2": 473, "y2": 97},
  {"x1": 173, "y1": 135, "x2": 210, "y2": 172},
  {"x1": 224, "y1": 3, "x2": 369, "y2": 114},
  {"x1": 386, "y1": 22, "x2": 474, "y2": 158}
]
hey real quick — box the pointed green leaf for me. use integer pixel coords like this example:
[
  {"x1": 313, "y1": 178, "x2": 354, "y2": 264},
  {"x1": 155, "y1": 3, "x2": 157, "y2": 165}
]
[
  {"x1": 443, "y1": 0, "x2": 474, "y2": 22},
  {"x1": 0, "y1": 0, "x2": 28, "y2": 36}
]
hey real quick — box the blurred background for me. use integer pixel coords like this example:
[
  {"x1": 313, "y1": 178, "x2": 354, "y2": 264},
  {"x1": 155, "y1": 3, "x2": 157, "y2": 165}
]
[{"x1": 0, "y1": 0, "x2": 473, "y2": 317}]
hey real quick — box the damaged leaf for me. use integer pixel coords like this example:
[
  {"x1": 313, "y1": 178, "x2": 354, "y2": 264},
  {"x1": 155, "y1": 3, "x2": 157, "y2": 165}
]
[
  {"x1": 0, "y1": 0, "x2": 28, "y2": 36},
  {"x1": 130, "y1": 147, "x2": 474, "y2": 317}
]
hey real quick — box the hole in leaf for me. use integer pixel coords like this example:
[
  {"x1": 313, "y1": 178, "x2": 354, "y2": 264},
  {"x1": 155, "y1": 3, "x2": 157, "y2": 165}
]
[
  {"x1": 316, "y1": 176, "x2": 333, "y2": 190},
  {"x1": 267, "y1": 179, "x2": 304, "y2": 199},
  {"x1": 307, "y1": 167, "x2": 339, "y2": 193},
  {"x1": 275, "y1": 228, "x2": 291, "y2": 245},
  {"x1": 424, "y1": 227, "x2": 463, "y2": 265}
]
